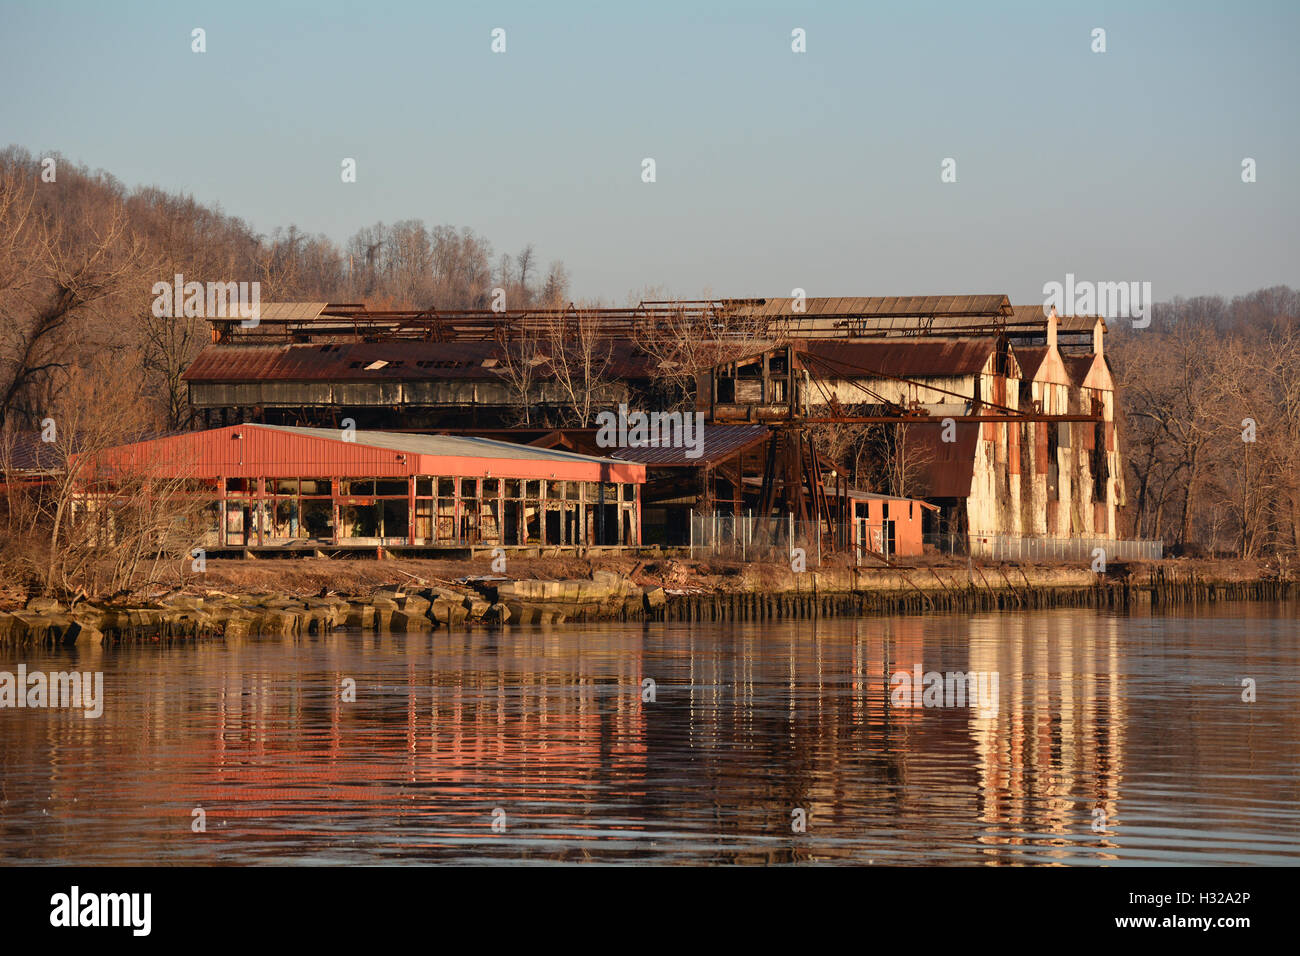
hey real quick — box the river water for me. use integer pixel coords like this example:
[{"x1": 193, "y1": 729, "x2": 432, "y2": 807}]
[{"x1": 1, "y1": 601, "x2": 1297, "y2": 865}]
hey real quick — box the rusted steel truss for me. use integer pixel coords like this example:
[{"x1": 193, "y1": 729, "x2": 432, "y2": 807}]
[{"x1": 207, "y1": 297, "x2": 1029, "y2": 346}]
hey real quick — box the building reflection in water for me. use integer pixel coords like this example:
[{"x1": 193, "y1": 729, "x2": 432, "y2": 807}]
[{"x1": 1, "y1": 603, "x2": 1296, "y2": 864}]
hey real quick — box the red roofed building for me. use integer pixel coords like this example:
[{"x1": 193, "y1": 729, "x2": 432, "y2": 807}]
[{"x1": 76, "y1": 424, "x2": 646, "y2": 550}]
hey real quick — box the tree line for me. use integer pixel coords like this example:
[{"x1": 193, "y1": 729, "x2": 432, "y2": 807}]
[
  {"x1": 1109, "y1": 286, "x2": 1300, "y2": 559},
  {"x1": 0, "y1": 145, "x2": 570, "y2": 434}
]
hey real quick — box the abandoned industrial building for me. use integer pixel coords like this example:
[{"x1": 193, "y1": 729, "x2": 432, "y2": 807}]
[
  {"x1": 704, "y1": 304, "x2": 1121, "y2": 542},
  {"x1": 76, "y1": 424, "x2": 646, "y2": 552},
  {"x1": 164, "y1": 293, "x2": 1138, "y2": 558}
]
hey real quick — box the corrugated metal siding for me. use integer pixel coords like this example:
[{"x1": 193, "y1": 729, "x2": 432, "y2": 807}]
[
  {"x1": 189, "y1": 379, "x2": 627, "y2": 410},
  {"x1": 798, "y1": 338, "x2": 996, "y2": 377},
  {"x1": 901, "y1": 424, "x2": 979, "y2": 498}
]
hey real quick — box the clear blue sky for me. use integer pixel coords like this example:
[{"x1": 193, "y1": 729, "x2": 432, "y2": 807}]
[{"x1": 2, "y1": 0, "x2": 1296, "y2": 304}]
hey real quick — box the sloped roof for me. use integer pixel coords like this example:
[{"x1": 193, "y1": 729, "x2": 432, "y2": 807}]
[
  {"x1": 4, "y1": 430, "x2": 175, "y2": 475},
  {"x1": 255, "y1": 424, "x2": 633, "y2": 466},
  {"x1": 254, "y1": 302, "x2": 331, "y2": 322},
  {"x1": 1062, "y1": 353, "x2": 1112, "y2": 388},
  {"x1": 184, "y1": 341, "x2": 655, "y2": 383},
  {"x1": 726, "y1": 295, "x2": 1010, "y2": 318},
  {"x1": 824, "y1": 485, "x2": 941, "y2": 508},
  {"x1": 797, "y1": 338, "x2": 997, "y2": 378},
  {"x1": 1, "y1": 432, "x2": 63, "y2": 473},
  {"x1": 609, "y1": 423, "x2": 770, "y2": 467},
  {"x1": 184, "y1": 342, "x2": 505, "y2": 382},
  {"x1": 1015, "y1": 345, "x2": 1051, "y2": 381}
]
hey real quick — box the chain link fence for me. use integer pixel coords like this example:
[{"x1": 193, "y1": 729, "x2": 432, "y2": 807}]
[
  {"x1": 923, "y1": 532, "x2": 970, "y2": 555},
  {"x1": 965, "y1": 534, "x2": 1163, "y2": 562},
  {"x1": 690, "y1": 515, "x2": 1161, "y2": 565},
  {"x1": 689, "y1": 512, "x2": 823, "y2": 566}
]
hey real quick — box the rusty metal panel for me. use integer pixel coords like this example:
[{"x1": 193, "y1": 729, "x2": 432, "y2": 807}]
[
  {"x1": 725, "y1": 294, "x2": 1009, "y2": 320},
  {"x1": 799, "y1": 338, "x2": 995, "y2": 377},
  {"x1": 1062, "y1": 354, "x2": 1096, "y2": 386},
  {"x1": 609, "y1": 423, "x2": 769, "y2": 467},
  {"x1": 900, "y1": 424, "x2": 978, "y2": 498},
  {"x1": 184, "y1": 340, "x2": 656, "y2": 384},
  {"x1": 1015, "y1": 345, "x2": 1050, "y2": 381}
]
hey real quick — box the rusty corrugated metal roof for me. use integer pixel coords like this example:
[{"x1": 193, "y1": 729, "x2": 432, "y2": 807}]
[
  {"x1": 184, "y1": 342, "x2": 655, "y2": 383},
  {"x1": 1, "y1": 432, "x2": 63, "y2": 473},
  {"x1": 184, "y1": 342, "x2": 503, "y2": 382},
  {"x1": 797, "y1": 337, "x2": 996, "y2": 378},
  {"x1": 902, "y1": 423, "x2": 979, "y2": 498},
  {"x1": 609, "y1": 423, "x2": 770, "y2": 467},
  {"x1": 1062, "y1": 353, "x2": 1099, "y2": 385},
  {"x1": 1014, "y1": 345, "x2": 1051, "y2": 381},
  {"x1": 725, "y1": 295, "x2": 1011, "y2": 318}
]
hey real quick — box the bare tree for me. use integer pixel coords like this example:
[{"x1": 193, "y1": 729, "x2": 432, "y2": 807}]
[
  {"x1": 0, "y1": 150, "x2": 147, "y2": 430},
  {"x1": 541, "y1": 303, "x2": 618, "y2": 427},
  {"x1": 1, "y1": 352, "x2": 205, "y2": 598},
  {"x1": 497, "y1": 321, "x2": 546, "y2": 426},
  {"x1": 541, "y1": 261, "x2": 569, "y2": 304},
  {"x1": 631, "y1": 297, "x2": 771, "y2": 411}
]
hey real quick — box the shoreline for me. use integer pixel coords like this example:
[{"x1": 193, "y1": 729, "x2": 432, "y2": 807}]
[{"x1": 0, "y1": 555, "x2": 1291, "y2": 646}]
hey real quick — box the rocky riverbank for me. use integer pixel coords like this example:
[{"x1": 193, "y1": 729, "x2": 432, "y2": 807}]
[
  {"x1": 0, "y1": 556, "x2": 1290, "y2": 646},
  {"x1": 0, "y1": 569, "x2": 660, "y2": 646}
]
